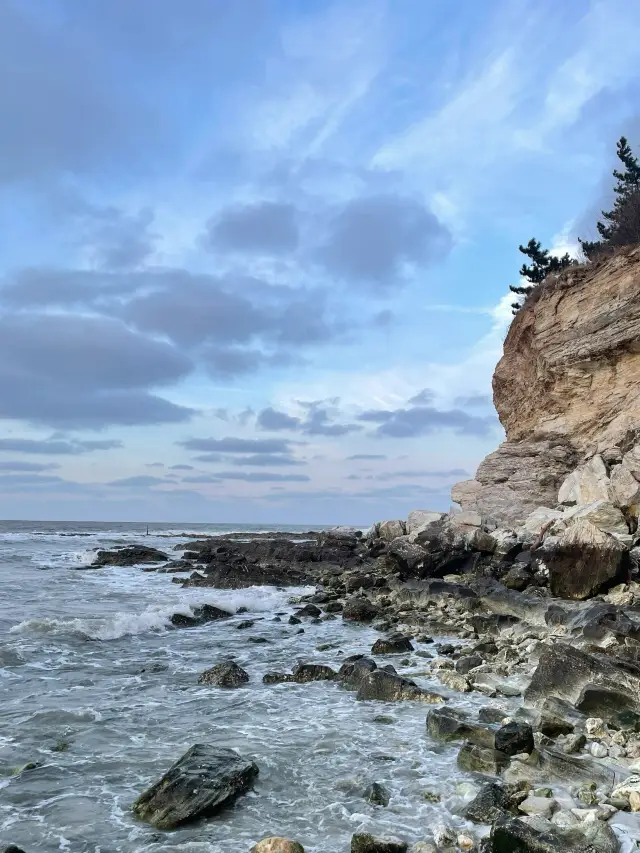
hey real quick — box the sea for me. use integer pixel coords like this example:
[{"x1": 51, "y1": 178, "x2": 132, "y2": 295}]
[{"x1": 0, "y1": 520, "x2": 499, "y2": 853}]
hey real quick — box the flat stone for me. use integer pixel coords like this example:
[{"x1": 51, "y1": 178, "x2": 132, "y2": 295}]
[{"x1": 457, "y1": 742, "x2": 510, "y2": 775}]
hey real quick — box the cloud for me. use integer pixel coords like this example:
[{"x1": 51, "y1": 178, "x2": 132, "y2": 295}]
[
  {"x1": 179, "y1": 437, "x2": 294, "y2": 454},
  {"x1": 146, "y1": 462, "x2": 165, "y2": 468},
  {"x1": 84, "y1": 206, "x2": 157, "y2": 270},
  {"x1": 169, "y1": 464, "x2": 194, "y2": 470},
  {"x1": 375, "y1": 468, "x2": 469, "y2": 480},
  {"x1": 182, "y1": 474, "x2": 222, "y2": 484},
  {"x1": 257, "y1": 407, "x2": 301, "y2": 430},
  {"x1": 0, "y1": 437, "x2": 122, "y2": 455},
  {"x1": 256, "y1": 401, "x2": 361, "y2": 436},
  {"x1": 408, "y1": 389, "x2": 435, "y2": 405},
  {"x1": 316, "y1": 195, "x2": 451, "y2": 289},
  {"x1": 454, "y1": 393, "x2": 493, "y2": 408},
  {"x1": 346, "y1": 453, "x2": 387, "y2": 460},
  {"x1": 205, "y1": 201, "x2": 299, "y2": 254},
  {"x1": 364, "y1": 405, "x2": 496, "y2": 438},
  {"x1": 231, "y1": 454, "x2": 304, "y2": 467},
  {"x1": 0, "y1": 460, "x2": 59, "y2": 472},
  {"x1": 108, "y1": 475, "x2": 166, "y2": 487},
  {"x1": 214, "y1": 471, "x2": 310, "y2": 483}
]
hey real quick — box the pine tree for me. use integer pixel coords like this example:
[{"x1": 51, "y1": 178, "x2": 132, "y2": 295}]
[
  {"x1": 510, "y1": 238, "x2": 574, "y2": 312},
  {"x1": 580, "y1": 136, "x2": 640, "y2": 259}
]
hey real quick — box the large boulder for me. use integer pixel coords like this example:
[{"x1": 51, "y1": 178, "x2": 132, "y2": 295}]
[
  {"x1": 384, "y1": 537, "x2": 427, "y2": 574},
  {"x1": 563, "y1": 500, "x2": 628, "y2": 535},
  {"x1": 610, "y1": 460, "x2": 640, "y2": 509},
  {"x1": 291, "y1": 663, "x2": 337, "y2": 683},
  {"x1": 356, "y1": 669, "x2": 445, "y2": 703},
  {"x1": 342, "y1": 597, "x2": 380, "y2": 622},
  {"x1": 427, "y1": 707, "x2": 495, "y2": 747},
  {"x1": 371, "y1": 633, "x2": 414, "y2": 655},
  {"x1": 252, "y1": 840, "x2": 304, "y2": 853},
  {"x1": 338, "y1": 656, "x2": 378, "y2": 690},
  {"x1": 91, "y1": 545, "x2": 168, "y2": 567},
  {"x1": 198, "y1": 660, "x2": 249, "y2": 688},
  {"x1": 170, "y1": 604, "x2": 232, "y2": 628},
  {"x1": 488, "y1": 815, "x2": 597, "y2": 853},
  {"x1": 541, "y1": 519, "x2": 629, "y2": 599},
  {"x1": 377, "y1": 520, "x2": 407, "y2": 541},
  {"x1": 494, "y1": 722, "x2": 534, "y2": 756},
  {"x1": 351, "y1": 834, "x2": 407, "y2": 853},
  {"x1": 558, "y1": 455, "x2": 613, "y2": 505},
  {"x1": 132, "y1": 744, "x2": 258, "y2": 829},
  {"x1": 406, "y1": 510, "x2": 445, "y2": 534}
]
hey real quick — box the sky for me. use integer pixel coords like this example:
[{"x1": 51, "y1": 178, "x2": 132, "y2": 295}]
[{"x1": 1, "y1": 0, "x2": 639, "y2": 525}]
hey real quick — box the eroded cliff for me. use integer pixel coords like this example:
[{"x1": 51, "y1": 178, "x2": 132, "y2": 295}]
[{"x1": 453, "y1": 245, "x2": 640, "y2": 527}]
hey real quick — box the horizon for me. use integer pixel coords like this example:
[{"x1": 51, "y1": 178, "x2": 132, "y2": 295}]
[{"x1": 1, "y1": 0, "x2": 639, "y2": 524}]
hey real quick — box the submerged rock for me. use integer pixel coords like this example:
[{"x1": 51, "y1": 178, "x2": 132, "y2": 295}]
[
  {"x1": 357, "y1": 669, "x2": 445, "y2": 703},
  {"x1": 170, "y1": 604, "x2": 232, "y2": 628},
  {"x1": 91, "y1": 545, "x2": 168, "y2": 567},
  {"x1": 198, "y1": 660, "x2": 249, "y2": 688},
  {"x1": 371, "y1": 633, "x2": 414, "y2": 654},
  {"x1": 251, "y1": 839, "x2": 305, "y2": 853},
  {"x1": 338, "y1": 656, "x2": 378, "y2": 690},
  {"x1": 351, "y1": 834, "x2": 408, "y2": 853},
  {"x1": 364, "y1": 781, "x2": 390, "y2": 806},
  {"x1": 132, "y1": 743, "x2": 258, "y2": 829},
  {"x1": 291, "y1": 663, "x2": 337, "y2": 683}
]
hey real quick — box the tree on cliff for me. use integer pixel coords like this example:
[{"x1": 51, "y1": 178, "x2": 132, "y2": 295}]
[
  {"x1": 509, "y1": 238, "x2": 574, "y2": 312},
  {"x1": 580, "y1": 136, "x2": 640, "y2": 260}
]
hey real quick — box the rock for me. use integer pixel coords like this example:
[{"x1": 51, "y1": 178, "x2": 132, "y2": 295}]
[
  {"x1": 495, "y1": 723, "x2": 534, "y2": 757},
  {"x1": 610, "y1": 461, "x2": 640, "y2": 509},
  {"x1": 384, "y1": 538, "x2": 428, "y2": 574},
  {"x1": 251, "y1": 840, "x2": 304, "y2": 853},
  {"x1": 464, "y1": 783, "x2": 510, "y2": 824},
  {"x1": 523, "y1": 507, "x2": 566, "y2": 536},
  {"x1": 409, "y1": 845, "x2": 436, "y2": 853},
  {"x1": 371, "y1": 633, "x2": 414, "y2": 655},
  {"x1": 198, "y1": 660, "x2": 249, "y2": 688},
  {"x1": 91, "y1": 545, "x2": 169, "y2": 567},
  {"x1": 407, "y1": 510, "x2": 445, "y2": 533},
  {"x1": 542, "y1": 520, "x2": 629, "y2": 600},
  {"x1": 438, "y1": 670, "x2": 472, "y2": 693},
  {"x1": 377, "y1": 520, "x2": 407, "y2": 542},
  {"x1": 351, "y1": 834, "x2": 408, "y2": 853},
  {"x1": 236, "y1": 619, "x2": 255, "y2": 630},
  {"x1": 263, "y1": 672, "x2": 293, "y2": 685},
  {"x1": 357, "y1": 669, "x2": 445, "y2": 703},
  {"x1": 488, "y1": 815, "x2": 586, "y2": 853},
  {"x1": 364, "y1": 781, "x2": 390, "y2": 806},
  {"x1": 291, "y1": 663, "x2": 337, "y2": 683},
  {"x1": 456, "y1": 654, "x2": 484, "y2": 675},
  {"x1": 432, "y1": 825, "x2": 456, "y2": 848},
  {"x1": 502, "y1": 566, "x2": 533, "y2": 592},
  {"x1": 611, "y1": 774, "x2": 640, "y2": 803},
  {"x1": 558, "y1": 456, "x2": 612, "y2": 506},
  {"x1": 295, "y1": 604, "x2": 322, "y2": 618},
  {"x1": 4, "y1": 848, "x2": 27, "y2": 853},
  {"x1": 338, "y1": 656, "x2": 378, "y2": 690},
  {"x1": 563, "y1": 734, "x2": 587, "y2": 754},
  {"x1": 564, "y1": 500, "x2": 628, "y2": 535},
  {"x1": 518, "y1": 796, "x2": 558, "y2": 819},
  {"x1": 170, "y1": 604, "x2": 232, "y2": 628},
  {"x1": 427, "y1": 708, "x2": 495, "y2": 746},
  {"x1": 343, "y1": 598, "x2": 380, "y2": 622},
  {"x1": 457, "y1": 742, "x2": 510, "y2": 775},
  {"x1": 132, "y1": 744, "x2": 258, "y2": 829}
]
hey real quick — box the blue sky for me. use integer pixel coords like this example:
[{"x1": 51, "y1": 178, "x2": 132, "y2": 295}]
[{"x1": 0, "y1": 0, "x2": 639, "y2": 524}]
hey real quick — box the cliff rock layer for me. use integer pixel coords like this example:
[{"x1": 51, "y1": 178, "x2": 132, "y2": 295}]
[{"x1": 453, "y1": 246, "x2": 640, "y2": 528}]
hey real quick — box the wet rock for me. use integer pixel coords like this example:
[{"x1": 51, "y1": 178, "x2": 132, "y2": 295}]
[
  {"x1": 132, "y1": 743, "x2": 258, "y2": 829},
  {"x1": 263, "y1": 672, "x2": 293, "y2": 685},
  {"x1": 357, "y1": 669, "x2": 445, "y2": 703},
  {"x1": 479, "y1": 707, "x2": 508, "y2": 725},
  {"x1": 432, "y1": 824, "x2": 456, "y2": 849},
  {"x1": 427, "y1": 708, "x2": 495, "y2": 747},
  {"x1": 457, "y1": 742, "x2": 510, "y2": 775},
  {"x1": 518, "y1": 796, "x2": 558, "y2": 818},
  {"x1": 236, "y1": 619, "x2": 255, "y2": 630},
  {"x1": 438, "y1": 670, "x2": 472, "y2": 693},
  {"x1": 170, "y1": 604, "x2": 232, "y2": 628},
  {"x1": 251, "y1": 840, "x2": 304, "y2": 853},
  {"x1": 343, "y1": 598, "x2": 380, "y2": 622},
  {"x1": 4, "y1": 847, "x2": 27, "y2": 853},
  {"x1": 495, "y1": 723, "x2": 534, "y2": 757},
  {"x1": 456, "y1": 654, "x2": 484, "y2": 675},
  {"x1": 288, "y1": 615, "x2": 302, "y2": 625},
  {"x1": 198, "y1": 661, "x2": 249, "y2": 688},
  {"x1": 338, "y1": 655, "x2": 378, "y2": 690},
  {"x1": 291, "y1": 663, "x2": 337, "y2": 683},
  {"x1": 464, "y1": 783, "x2": 510, "y2": 824},
  {"x1": 247, "y1": 636, "x2": 268, "y2": 644},
  {"x1": 364, "y1": 781, "x2": 390, "y2": 806},
  {"x1": 502, "y1": 566, "x2": 533, "y2": 592},
  {"x1": 295, "y1": 604, "x2": 322, "y2": 618},
  {"x1": 92, "y1": 545, "x2": 168, "y2": 567},
  {"x1": 324, "y1": 601, "x2": 343, "y2": 613},
  {"x1": 351, "y1": 834, "x2": 408, "y2": 853},
  {"x1": 371, "y1": 633, "x2": 414, "y2": 655},
  {"x1": 487, "y1": 815, "x2": 593, "y2": 853}
]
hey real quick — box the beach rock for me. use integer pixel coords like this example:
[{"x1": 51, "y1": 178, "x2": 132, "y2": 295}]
[
  {"x1": 558, "y1": 456, "x2": 612, "y2": 506},
  {"x1": 464, "y1": 783, "x2": 511, "y2": 824},
  {"x1": 610, "y1": 461, "x2": 640, "y2": 509},
  {"x1": 351, "y1": 834, "x2": 408, "y2": 853},
  {"x1": 364, "y1": 781, "x2": 390, "y2": 806},
  {"x1": 542, "y1": 520, "x2": 628, "y2": 600},
  {"x1": 357, "y1": 669, "x2": 445, "y2": 703},
  {"x1": 502, "y1": 566, "x2": 533, "y2": 592},
  {"x1": 384, "y1": 538, "x2": 428, "y2": 574},
  {"x1": 132, "y1": 743, "x2": 258, "y2": 829},
  {"x1": 251, "y1": 840, "x2": 304, "y2": 853},
  {"x1": 371, "y1": 633, "x2": 414, "y2": 655},
  {"x1": 343, "y1": 598, "x2": 380, "y2": 622},
  {"x1": 407, "y1": 510, "x2": 445, "y2": 534},
  {"x1": 427, "y1": 708, "x2": 495, "y2": 747},
  {"x1": 563, "y1": 500, "x2": 628, "y2": 535},
  {"x1": 338, "y1": 656, "x2": 378, "y2": 690},
  {"x1": 438, "y1": 670, "x2": 472, "y2": 693},
  {"x1": 263, "y1": 672, "x2": 293, "y2": 685},
  {"x1": 170, "y1": 604, "x2": 232, "y2": 628},
  {"x1": 4, "y1": 847, "x2": 27, "y2": 853},
  {"x1": 495, "y1": 723, "x2": 534, "y2": 757},
  {"x1": 198, "y1": 660, "x2": 249, "y2": 688},
  {"x1": 377, "y1": 520, "x2": 407, "y2": 541},
  {"x1": 92, "y1": 545, "x2": 168, "y2": 567},
  {"x1": 291, "y1": 663, "x2": 337, "y2": 683},
  {"x1": 456, "y1": 654, "x2": 484, "y2": 675},
  {"x1": 457, "y1": 742, "x2": 510, "y2": 775},
  {"x1": 488, "y1": 815, "x2": 586, "y2": 853}
]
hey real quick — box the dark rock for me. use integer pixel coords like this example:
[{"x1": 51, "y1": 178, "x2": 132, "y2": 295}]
[
  {"x1": 236, "y1": 620, "x2": 255, "y2": 630},
  {"x1": 380, "y1": 664, "x2": 397, "y2": 674},
  {"x1": 457, "y1": 742, "x2": 510, "y2": 775},
  {"x1": 132, "y1": 743, "x2": 258, "y2": 829},
  {"x1": 427, "y1": 707, "x2": 495, "y2": 747},
  {"x1": 198, "y1": 661, "x2": 249, "y2": 688},
  {"x1": 384, "y1": 538, "x2": 427, "y2": 574},
  {"x1": 247, "y1": 636, "x2": 268, "y2": 644},
  {"x1": 478, "y1": 707, "x2": 508, "y2": 725},
  {"x1": 357, "y1": 669, "x2": 445, "y2": 703},
  {"x1": 495, "y1": 722, "x2": 534, "y2": 756},
  {"x1": 170, "y1": 604, "x2": 232, "y2": 628},
  {"x1": 350, "y1": 834, "x2": 407, "y2": 853},
  {"x1": 323, "y1": 601, "x2": 343, "y2": 613},
  {"x1": 338, "y1": 655, "x2": 378, "y2": 690},
  {"x1": 464, "y1": 782, "x2": 510, "y2": 824},
  {"x1": 471, "y1": 614, "x2": 520, "y2": 635},
  {"x1": 542, "y1": 525, "x2": 629, "y2": 600},
  {"x1": 536, "y1": 697, "x2": 579, "y2": 737},
  {"x1": 288, "y1": 616, "x2": 302, "y2": 625},
  {"x1": 435, "y1": 642, "x2": 457, "y2": 656},
  {"x1": 488, "y1": 815, "x2": 592, "y2": 853},
  {"x1": 295, "y1": 604, "x2": 322, "y2": 618},
  {"x1": 343, "y1": 598, "x2": 380, "y2": 622},
  {"x1": 4, "y1": 847, "x2": 27, "y2": 853},
  {"x1": 263, "y1": 672, "x2": 293, "y2": 685},
  {"x1": 92, "y1": 545, "x2": 168, "y2": 567},
  {"x1": 456, "y1": 654, "x2": 484, "y2": 675},
  {"x1": 371, "y1": 633, "x2": 414, "y2": 655},
  {"x1": 291, "y1": 663, "x2": 337, "y2": 683},
  {"x1": 502, "y1": 566, "x2": 533, "y2": 592},
  {"x1": 346, "y1": 573, "x2": 376, "y2": 591},
  {"x1": 364, "y1": 781, "x2": 390, "y2": 807}
]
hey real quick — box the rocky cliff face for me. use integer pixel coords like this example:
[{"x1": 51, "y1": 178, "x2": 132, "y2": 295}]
[{"x1": 453, "y1": 245, "x2": 640, "y2": 528}]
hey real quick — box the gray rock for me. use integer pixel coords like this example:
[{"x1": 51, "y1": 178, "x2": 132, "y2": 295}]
[
  {"x1": 371, "y1": 633, "x2": 414, "y2": 655},
  {"x1": 364, "y1": 781, "x2": 390, "y2": 807},
  {"x1": 495, "y1": 723, "x2": 534, "y2": 757},
  {"x1": 198, "y1": 661, "x2": 249, "y2": 688},
  {"x1": 132, "y1": 744, "x2": 258, "y2": 829},
  {"x1": 427, "y1": 708, "x2": 495, "y2": 748},
  {"x1": 456, "y1": 654, "x2": 484, "y2": 675},
  {"x1": 488, "y1": 815, "x2": 592, "y2": 853},
  {"x1": 351, "y1": 834, "x2": 408, "y2": 853},
  {"x1": 170, "y1": 604, "x2": 232, "y2": 628},
  {"x1": 377, "y1": 520, "x2": 407, "y2": 542},
  {"x1": 457, "y1": 742, "x2": 510, "y2": 775},
  {"x1": 291, "y1": 663, "x2": 337, "y2": 683},
  {"x1": 338, "y1": 656, "x2": 378, "y2": 690},
  {"x1": 357, "y1": 669, "x2": 445, "y2": 703},
  {"x1": 343, "y1": 598, "x2": 380, "y2": 622},
  {"x1": 464, "y1": 783, "x2": 510, "y2": 824}
]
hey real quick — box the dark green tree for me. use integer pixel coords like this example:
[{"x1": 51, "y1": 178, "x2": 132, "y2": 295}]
[
  {"x1": 510, "y1": 238, "x2": 574, "y2": 312},
  {"x1": 580, "y1": 136, "x2": 640, "y2": 259}
]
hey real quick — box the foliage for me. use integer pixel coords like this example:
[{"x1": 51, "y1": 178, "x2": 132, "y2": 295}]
[{"x1": 509, "y1": 238, "x2": 574, "y2": 313}]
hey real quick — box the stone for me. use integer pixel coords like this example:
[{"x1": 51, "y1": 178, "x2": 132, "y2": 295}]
[
  {"x1": 502, "y1": 566, "x2": 533, "y2": 592},
  {"x1": 371, "y1": 633, "x2": 414, "y2": 655},
  {"x1": 522, "y1": 508, "x2": 566, "y2": 536},
  {"x1": 563, "y1": 500, "x2": 628, "y2": 535},
  {"x1": 518, "y1": 796, "x2": 558, "y2": 819},
  {"x1": 558, "y1": 456, "x2": 612, "y2": 505},
  {"x1": 464, "y1": 783, "x2": 510, "y2": 824},
  {"x1": 198, "y1": 660, "x2": 249, "y2": 688},
  {"x1": 295, "y1": 604, "x2": 322, "y2": 618},
  {"x1": 351, "y1": 834, "x2": 408, "y2": 853},
  {"x1": 357, "y1": 669, "x2": 445, "y2": 703},
  {"x1": 542, "y1": 520, "x2": 629, "y2": 599},
  {"x1": 409, "y1": 846, "x2": 436, "y2": 853},
  {"x1": 364, "y1": 781, "x2": 390, "y2": 806},
  {"x1": 91, "y1": 545, "x2": 169, "y2": 567},
  {"x1": 170, "y1": 604, "x2": 232, "y2": 628},
  {"x1": 610, "y1": 461, "x2": 640, "y2": 509},
  {"x1": 251, "y1": 840, "x2": 304, "y2": 853},
  {"x1": 291, "y1": 663, "x2": 337, "y2": 683},
  {"x1": 457, "y1": 742, "x2": 510, "y2": 775},
  {"x1": 495, "y1": 723, "x2": 535, "y2": 757},
  {"x1": 132, "y1": 744, "x2": 258, "y2": 829},
  {"x1": 377, "y1": 520, "x2": 407, "y2": 542},
  {"x1": 384, "y1": 538, "x2": 428, "y2": 574},
  {"x1": 342, "y1": 598, "x2": 380, "y2": 622},
  {"x1": 456, "y1": 654, "x2": 484, "y2": 675},
  {"x1": 438, "y1": 670, "x2": 472, "y2": 693},
  {"x1": 432, "y1": 825, "x2": 456, "y2": 848},
  {"x1": 427, "y1": 708, "x2": 495, "y2": 747},
  {"x1": 262, "y1": 671, "x2": 293, "y2": 684},
  {"x1": 407, "y1": 510, "x2": 445, "y2": 533},
  {"x1": 488, "y1": 815, "x2": 587, "y2": 853}
]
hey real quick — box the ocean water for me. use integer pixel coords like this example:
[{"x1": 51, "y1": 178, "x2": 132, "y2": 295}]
[{"x1": 0, "y1": 521, "x2": 498, "y2": 853}]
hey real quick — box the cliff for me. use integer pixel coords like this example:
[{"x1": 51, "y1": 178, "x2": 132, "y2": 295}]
[{"x1": 453, "y1": 245, "x2": 640, "y2": 528}]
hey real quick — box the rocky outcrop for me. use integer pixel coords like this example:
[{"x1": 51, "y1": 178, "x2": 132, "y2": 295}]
[{"x1": 453, "y1": 246, "x2": 640, "y2": 528}]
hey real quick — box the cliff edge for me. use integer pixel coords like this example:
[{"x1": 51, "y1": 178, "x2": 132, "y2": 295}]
[{"x1": 453, "y1": 245, "x2": 640, "y2": 528}]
